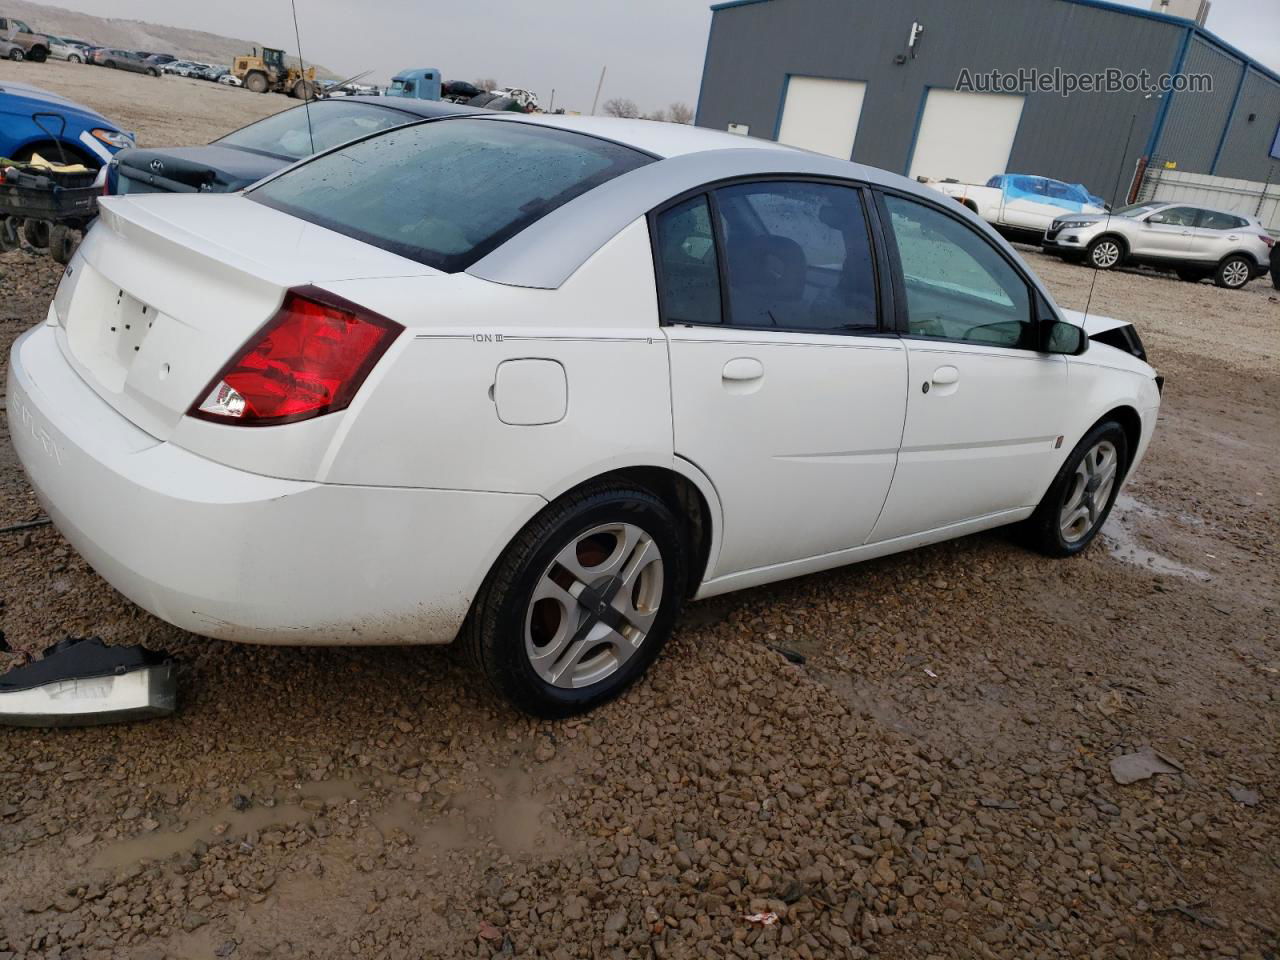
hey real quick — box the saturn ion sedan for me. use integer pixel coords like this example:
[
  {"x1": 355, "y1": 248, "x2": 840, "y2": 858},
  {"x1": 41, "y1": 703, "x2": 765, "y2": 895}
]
[{"x1": 8, "y1": 114, "x2": 1162, "y2": 716}]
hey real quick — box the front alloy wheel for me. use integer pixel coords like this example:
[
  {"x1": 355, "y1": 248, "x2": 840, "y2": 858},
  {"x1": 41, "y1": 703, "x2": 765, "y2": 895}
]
[
  {"x1": 1023, "y1": 420, "x2": 1129, "y2": 557},
  {"x1": 1088, "y1": 238, "x2": 1122, "y2": 270},
  {"x1": 464, "y1": 484, "x2": 687, "y2": 717}
]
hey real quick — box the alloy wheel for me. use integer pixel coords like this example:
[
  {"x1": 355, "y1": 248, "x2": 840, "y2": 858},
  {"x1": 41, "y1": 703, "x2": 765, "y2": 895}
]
[
  {"x1": 1059, "y1": 440, "x2": 1118, "y2": 543},
  {"x1": 1091, "y1": 241, "x2": 1120, "y2": 269},
  {"x1": 1222, "y1": 260, "x2": 1250, "y2": 288},
  {"x1": 524, "y1": 522, "x2": 664, "y2": 689}
]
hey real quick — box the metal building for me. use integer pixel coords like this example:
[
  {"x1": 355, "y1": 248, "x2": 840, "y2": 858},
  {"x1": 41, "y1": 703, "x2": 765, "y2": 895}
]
[{"x1": 695, "y1": 0, "x2": 1280, "y2": 203}]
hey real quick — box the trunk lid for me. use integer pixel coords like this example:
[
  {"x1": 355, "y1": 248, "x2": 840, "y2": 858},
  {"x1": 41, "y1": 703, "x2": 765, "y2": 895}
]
[{"x1": 54, "y1": 193, "x2": 438, "y2": 440}]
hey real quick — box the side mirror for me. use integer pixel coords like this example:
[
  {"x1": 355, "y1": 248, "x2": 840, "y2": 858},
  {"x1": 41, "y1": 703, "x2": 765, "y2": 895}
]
[
  {"x1": 1040, "y1": 317, "x2": 1088, "y2": 355},
  {"x1": 1146, "y1": 213, "x2": 1165, "y2": 224}
]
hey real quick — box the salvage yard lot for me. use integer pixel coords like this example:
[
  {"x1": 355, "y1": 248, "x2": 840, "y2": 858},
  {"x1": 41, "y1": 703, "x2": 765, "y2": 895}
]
[{"x1": 1, "y1": 61, "x2": 1277, "y2": 960}]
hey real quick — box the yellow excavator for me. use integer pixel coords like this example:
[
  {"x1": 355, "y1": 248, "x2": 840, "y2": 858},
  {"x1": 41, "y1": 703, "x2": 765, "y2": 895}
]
[{"x1": 232, "y1": 46, "x2": 318, "y2": 99}]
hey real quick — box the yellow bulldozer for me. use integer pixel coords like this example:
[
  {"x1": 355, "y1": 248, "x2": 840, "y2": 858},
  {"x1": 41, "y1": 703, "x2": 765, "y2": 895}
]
[{"x1": 232, "y1": 46, "x2": 318, "y2": 99}]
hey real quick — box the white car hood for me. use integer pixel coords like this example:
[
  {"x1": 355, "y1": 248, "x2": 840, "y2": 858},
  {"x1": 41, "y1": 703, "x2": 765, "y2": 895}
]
[{"x1": 1060, "y1": 308, "x2": 1129, "y2": 336}]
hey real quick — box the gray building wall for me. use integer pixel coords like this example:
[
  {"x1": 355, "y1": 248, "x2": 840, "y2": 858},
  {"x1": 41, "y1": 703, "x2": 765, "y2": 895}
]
[
  {"x1": 697, "y1": 0, "x2": 1280, "y2": 200},
  {"x1": 1211, "y1": 67, "x2": 1280, "y2": 181}
]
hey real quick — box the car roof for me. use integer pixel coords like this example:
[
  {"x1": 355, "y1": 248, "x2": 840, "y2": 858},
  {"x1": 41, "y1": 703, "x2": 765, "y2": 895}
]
[
  {"x1": 510, "y1": 113, "x2": 795, "y2": 159},
  {"x1": 338, "y1": 95, "x2": 486, "y2": 119}
]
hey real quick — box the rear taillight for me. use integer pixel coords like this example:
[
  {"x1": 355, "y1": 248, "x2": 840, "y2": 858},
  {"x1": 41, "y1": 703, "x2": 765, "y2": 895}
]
[
  {"x1": 1259, "y1": 234, "x2": 1275, "y2": 249},
  {"x1": 189, "y1": 285, "x2": 402, "y2": 426}
]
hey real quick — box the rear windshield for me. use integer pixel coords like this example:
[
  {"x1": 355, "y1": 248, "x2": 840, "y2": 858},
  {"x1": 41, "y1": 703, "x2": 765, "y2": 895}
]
[
  {"x1": 218, "y1": 100, "x2": 415, "y2": 160},
  {"x1": 249, "y1": 118, "x2": 652, "y2": 272}
]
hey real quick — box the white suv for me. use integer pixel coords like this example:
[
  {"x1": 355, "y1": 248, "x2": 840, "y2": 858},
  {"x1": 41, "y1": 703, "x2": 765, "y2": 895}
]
[{"x1": 1043, "y1": 201, "x2": 1274, "y2": 289}]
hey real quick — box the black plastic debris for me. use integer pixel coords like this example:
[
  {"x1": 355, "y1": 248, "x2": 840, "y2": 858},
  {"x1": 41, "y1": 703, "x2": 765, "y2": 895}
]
[{"x1": 0, "y1": 636, "x2": 176, "y2": 727}]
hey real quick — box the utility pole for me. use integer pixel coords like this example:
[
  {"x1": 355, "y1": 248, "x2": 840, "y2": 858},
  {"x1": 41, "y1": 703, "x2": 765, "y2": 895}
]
[
  {"x1": 548, "y1": 88, "x2": 555, "y2": 113},
  {"x1": 590, "y1": 66, "x2": 607, "y2": 116}
]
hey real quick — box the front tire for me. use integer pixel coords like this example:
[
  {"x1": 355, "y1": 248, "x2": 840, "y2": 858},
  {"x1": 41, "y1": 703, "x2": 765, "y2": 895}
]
[
  {"x1": 1022, "y1": 421, "x2": 1129, "y2": 557},
  {"x1": 244, "y1": 71, "x2": 269, "y2": 94},
  {"x1": 1086, "y1": 236, "x2": 1123, "y2": 270},
  {"x1": 68, "y1": 53, "x2": 81, "y2": 63},
  {"x1": 1214, "y1": 255, "x2": 1252, "y2": 290},
  {"x1": 462, "y1": 484, "x2": 687, "y2": 717}
]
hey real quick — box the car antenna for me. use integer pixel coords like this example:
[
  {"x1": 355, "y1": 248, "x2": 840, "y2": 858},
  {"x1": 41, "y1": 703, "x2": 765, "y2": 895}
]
[
  {"x1": 290, "y1": 0, "x2": 315, "y2": 154},
  {"x1": 1081, "y1": 113, "x2": 1139, "y2": 327}
]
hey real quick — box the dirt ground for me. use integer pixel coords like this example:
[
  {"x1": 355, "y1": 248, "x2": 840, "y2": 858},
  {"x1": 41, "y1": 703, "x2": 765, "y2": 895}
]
[{"x1": 1, "y1": 63, "x2": 1278, "y2": 960}]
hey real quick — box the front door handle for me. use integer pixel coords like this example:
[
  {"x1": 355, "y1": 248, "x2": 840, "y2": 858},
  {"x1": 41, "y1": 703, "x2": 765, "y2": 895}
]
[
  {"x1": 722, "y1": 357, "x2": 764, "y2": 382},
  {"x1": 931, "y1": 365, "x2": 959, "y2": 386}
]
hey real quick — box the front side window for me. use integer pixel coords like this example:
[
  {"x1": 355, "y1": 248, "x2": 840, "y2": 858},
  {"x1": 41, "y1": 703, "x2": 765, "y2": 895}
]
[
  {"x1": 715, "y1": 181, "x2": 878, "y2": 331},
  {"x1": 252, "y1": 119, "x2": 652, "y2": 272},
  {"x1": 882, "y1": 193, "x2": 1032, "y2": 348},
  {"x1": 1154, "y1": 206, "x2": 1199, "y2": 227}
]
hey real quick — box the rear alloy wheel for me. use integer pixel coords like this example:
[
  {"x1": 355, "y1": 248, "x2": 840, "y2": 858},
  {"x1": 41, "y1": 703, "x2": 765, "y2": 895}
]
[
  {"x1": 68, "y1": 53, "x2": 81, "y2": 63},
  {"x1": 463, "y1": 484, "x2": 686, "y2": 717},
  {"x1": 7, "y1": 48, "x2": 22, "y2": 61},
  {"x1": 1087, "y1": 237, "x2": 1123, "y2": 270},
  {"x1": 1022, "y1": 421, "x2": 1129, "y2": 557},
  {"x1": 1214, "y1": 255, "x2": 1252, "y2": 290}
]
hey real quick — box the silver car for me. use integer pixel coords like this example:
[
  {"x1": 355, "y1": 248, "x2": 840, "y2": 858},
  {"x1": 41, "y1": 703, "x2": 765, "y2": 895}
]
[{"x1": 1042, "y1": 201, "x2": 1275, "y2": 289}]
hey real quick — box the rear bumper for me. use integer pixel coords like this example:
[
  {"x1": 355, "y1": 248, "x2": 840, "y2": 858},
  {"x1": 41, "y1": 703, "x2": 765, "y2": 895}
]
[{"x1": 8, "y1": 323, "x2": 543, "y2": 645}]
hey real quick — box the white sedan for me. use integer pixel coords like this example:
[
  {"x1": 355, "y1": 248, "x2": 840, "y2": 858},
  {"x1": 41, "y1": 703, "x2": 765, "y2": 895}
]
[{"x1": 8, "y1": 115, "x2": 1162, "y2": 716}]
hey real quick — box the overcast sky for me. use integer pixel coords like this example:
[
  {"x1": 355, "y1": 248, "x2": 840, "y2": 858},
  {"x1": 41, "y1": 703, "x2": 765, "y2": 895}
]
[{"x1": 47, "y1": 0, "x2": 1280, "y2": 114}]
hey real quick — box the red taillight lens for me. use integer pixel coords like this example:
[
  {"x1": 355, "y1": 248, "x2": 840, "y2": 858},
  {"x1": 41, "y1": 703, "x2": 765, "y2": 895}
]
[
  {"x1": 189, "y1": 286, "x2": 402, "y2": 426},
  {"x1": 1259, "y1": 234, "x2": 1275, "y2": 249}
]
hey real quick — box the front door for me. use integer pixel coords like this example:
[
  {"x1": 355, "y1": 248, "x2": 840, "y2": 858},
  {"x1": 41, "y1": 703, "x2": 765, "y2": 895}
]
[
  {"x1": 1131, "y1": 205, "x2": 1198, "y2": 258},
  {"x1": 654, "y1": 181, "x2": 908, "y2": 579},
  {"x1": 870, "y1": 190, "x2": 1070, "y2": 542}
]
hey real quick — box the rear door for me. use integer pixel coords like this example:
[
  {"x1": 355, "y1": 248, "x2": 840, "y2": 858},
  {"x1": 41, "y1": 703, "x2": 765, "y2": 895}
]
[
  {"x1": 659, "y1": 180, "x2": 907, "y2": 580},
  {"x1": 869, "y1": 189, "x2": 1070, "y2": 542},
  {"x1": 1188, "y1": 209, "x2": 1247, "y2": 263}
]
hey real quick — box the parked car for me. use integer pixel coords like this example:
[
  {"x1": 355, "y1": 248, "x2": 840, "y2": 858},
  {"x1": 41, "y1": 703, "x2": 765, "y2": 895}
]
[
  {"x1": 216, "y1": 73, "x2": 242, "y2": 87},
  {"x1": 197, "y1": 65, "x2": 229, "y2": 82},
  {"x1": 0, "y1": 16, "x2": 50, "y2": 61},
  {"x1": 92, "y1": 49, "x2": 154, "y2": 74},
  {"x1": 108, "y1": 96, "x2": 481, "y2": 194},
  {"x1": 162, "y1": 59, "x2": 209, "y2": 78},
  {"x1": 930, "y1": 174, "x2": 1107, "y2": 238},
  {"x1": 1042, "y1": 201, "x2": 1274, "y2": 289},
  {"x1": 0, "y1": 36, "x2": 21, "y2": 60},
  {"x1": 0, "y1": 79, "x2": 133, "y2": 176},
  {"x1": 47, "y1": 36, "x2": 89, "y2": 62},
  {"x1": 9, "y1": 115, "x2": 1161, "y2": 716},
  {"x1": 141, "y1": 54, "x2": 173, "y2": 75}
]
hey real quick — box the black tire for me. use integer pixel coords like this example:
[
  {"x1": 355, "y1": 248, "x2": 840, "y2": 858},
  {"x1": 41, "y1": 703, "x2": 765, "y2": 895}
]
[
  {"x1": 1086, "y1": 236, "x2": 1124, "y2": 270},
  {"x1": 1021, "y1": 420, "x2": 1129, "y2": 558},
  {"x1": 27, "y1": 46, "x2": 47, "y2": 63},
  {"x1": 1214, "y1": 255, "x2": 1253, "y2": 290},
  {"x1": 48, "y1": 224, "x2": 77, "y2": 265},
  {"x1": 1175, "y1": 268, "x2": 1205, "y2": 283},
  {"x1": 462, "y1": 483, "x2": 688, "y2": 717},
  {"x1": 68, "y1": 54, "x2": 81, "y2": 63},
  {"x1": 7, "y1": 48, "x2": 23, "y2": 62},
  {"x1": 22, "y1": 219, "x2": 49, "y2": 250},
  {"x1": 106, "y1": 60, "x2": 117, "y2": 69},
  {"x1": 245, "y1": 71, "x2": 269, "y2": 94}
]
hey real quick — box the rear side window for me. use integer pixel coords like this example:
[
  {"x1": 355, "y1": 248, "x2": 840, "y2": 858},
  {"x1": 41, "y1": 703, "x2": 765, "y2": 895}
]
[
  {"x1": 654, "y1": 195, "x2": 721, "y2": 325},
  {"x1": 1199, "y1": 210, "x2": 1247, "y2": 230},
  {"x1": 252, "y1": 119, "x2": 651, "y2": 272},
  {"x1": 715, "y1": 181, "x2": 878, "y2": 331},
  {"x1": 219, "y1": 100, "x2": 415, "y2": 160}
]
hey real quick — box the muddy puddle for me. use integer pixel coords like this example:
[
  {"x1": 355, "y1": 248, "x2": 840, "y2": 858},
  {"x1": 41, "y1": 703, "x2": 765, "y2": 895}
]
[{"x1": 1102, "y1": 494, "x2": 1212, "y2": 581}]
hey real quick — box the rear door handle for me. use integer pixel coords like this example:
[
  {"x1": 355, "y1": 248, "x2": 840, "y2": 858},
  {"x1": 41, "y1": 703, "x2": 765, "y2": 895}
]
[
  {"x1": 722, "y1": 357, "x2": 763, "y2": 382},
  {"x1": 931, "y1": 365, "x2": 959, "y2": 385}
]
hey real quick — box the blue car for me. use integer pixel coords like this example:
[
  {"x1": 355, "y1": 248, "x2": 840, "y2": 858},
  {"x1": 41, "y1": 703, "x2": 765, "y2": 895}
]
[{"x1": 0, "y1": 80, "x2": 134, "y2": 181}]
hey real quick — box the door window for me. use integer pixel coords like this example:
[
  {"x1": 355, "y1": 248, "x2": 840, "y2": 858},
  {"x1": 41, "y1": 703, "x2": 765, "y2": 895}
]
[
  {"x1": 1152, "y1": 206, "x2": 1199, "y2": 227},
  {"x1": 713, "y1": 181, "x2": 878, "y2": 331},
  {"x1": 1198, "y1": 210, "x2": 1247, "y2": 230},
  {"x1": 653, "y1": 195, "x2": 722, "y2": 326},
  {"x1": 882, "y1": 193, "x2": 1032, "y2": 348}
]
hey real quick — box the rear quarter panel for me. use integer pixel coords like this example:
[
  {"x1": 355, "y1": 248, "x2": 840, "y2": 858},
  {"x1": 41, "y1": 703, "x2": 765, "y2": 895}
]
[{"x1": 320, "y1": 217, "x2": 674, "y2": 498}]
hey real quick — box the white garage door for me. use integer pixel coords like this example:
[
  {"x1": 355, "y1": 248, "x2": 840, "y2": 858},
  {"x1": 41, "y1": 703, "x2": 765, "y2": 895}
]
[
  {"x1": 777, "y1": 76, "x2": 866, "y2": 160},
  {"x1": 908, "y1": 89, "x2": 1025, "y2": 184}
]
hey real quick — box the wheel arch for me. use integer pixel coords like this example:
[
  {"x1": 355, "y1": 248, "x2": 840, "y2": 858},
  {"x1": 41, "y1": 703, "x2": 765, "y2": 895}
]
[
  {"x1": 1090, "y1": 404, "x2": 1142, "y2": 471},
  {"x1": 9, "y1": 138, "x2": 98, "y2": 168},
  {"x1": 1090, "y1": 232, "x2": 1129, "y2": 258}
]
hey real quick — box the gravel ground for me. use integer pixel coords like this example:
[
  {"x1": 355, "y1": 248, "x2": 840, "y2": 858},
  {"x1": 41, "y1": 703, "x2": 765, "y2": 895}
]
[{"x1": 1, "y1": 65, "x2": 1278, "y2": 960}]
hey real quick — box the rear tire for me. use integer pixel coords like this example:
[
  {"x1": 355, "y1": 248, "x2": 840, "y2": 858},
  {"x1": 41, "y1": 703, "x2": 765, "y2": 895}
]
[
  {"x1": 7, "y1": 48, "x2": 23, "y2": 62},
  {"x1": 1021, "y1": 420, "x2": 1129, "y2": 558},
  {"x1": 68, "y1": 53, "x2": 81, "y2": 63},
  {"x1": 1214, "y1": 255, "x2": 1252, "y2": 290},
  {"x1": 1086, "y1": 236, "x2": 1124, "y2": 270},
  {"x1": 22, "y1": 219, "x2": 49, "y2": 250},
  {"x1": 48, "y1": 224, "x2": 77, "y2": 264},
  {"x1": 462, "y1": 483, "x2": 687, "y2": 717}
]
